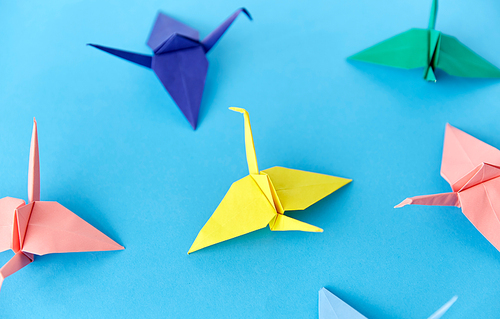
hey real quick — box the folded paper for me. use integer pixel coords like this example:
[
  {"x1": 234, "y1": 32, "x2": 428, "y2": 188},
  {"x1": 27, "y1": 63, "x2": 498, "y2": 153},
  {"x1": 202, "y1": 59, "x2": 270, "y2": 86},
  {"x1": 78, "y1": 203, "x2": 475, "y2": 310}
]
[
  {"x1": 88, "y1": 8, "x2": 252, "y2": 129},
  {"x1": 319, "y1": 288, "x2": 367, "y2": 319},
  {"x1": 396, "y1": 124, "x2": 500, "y2": 253},
  {"x1": 319, "y1": 288, "x2": 456, "y2": 319},
  {"x1": 188, "y1": 108, "x2": 351, "y2": 253},
  {"x1": 0, "y1": 119, "x2": 124, "y2": 291},
  {"x1": 348, "y1": 0, "x2": 500, "y2": 81}
]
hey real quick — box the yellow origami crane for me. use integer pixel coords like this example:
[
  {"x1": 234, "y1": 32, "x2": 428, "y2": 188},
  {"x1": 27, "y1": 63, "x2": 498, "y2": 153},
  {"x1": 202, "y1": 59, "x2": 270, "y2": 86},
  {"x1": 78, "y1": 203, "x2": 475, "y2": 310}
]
[{"x1": 188, "y1": 108, "x2": 351, "y2": 254}]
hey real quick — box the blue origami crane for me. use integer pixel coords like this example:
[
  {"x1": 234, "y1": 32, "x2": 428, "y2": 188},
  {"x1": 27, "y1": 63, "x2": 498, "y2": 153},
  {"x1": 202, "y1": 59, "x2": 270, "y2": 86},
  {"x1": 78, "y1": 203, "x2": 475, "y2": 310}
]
[{"x1": 88, "y1": 8, "x2": 251, "y2": 129}]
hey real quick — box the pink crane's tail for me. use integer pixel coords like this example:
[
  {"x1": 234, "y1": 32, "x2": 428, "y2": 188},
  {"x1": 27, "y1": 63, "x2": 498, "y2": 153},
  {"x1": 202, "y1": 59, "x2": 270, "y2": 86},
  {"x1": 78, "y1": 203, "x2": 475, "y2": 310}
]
[{"x1": 0, "y1": 252, "x2": 33, "y2": 291}]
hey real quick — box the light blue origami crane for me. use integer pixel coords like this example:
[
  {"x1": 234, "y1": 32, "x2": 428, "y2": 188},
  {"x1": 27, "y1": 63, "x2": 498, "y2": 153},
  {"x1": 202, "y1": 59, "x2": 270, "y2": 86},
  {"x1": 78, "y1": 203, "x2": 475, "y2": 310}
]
[{"x1": 319, "y1": 288, "x2": 456, "y2": 319}]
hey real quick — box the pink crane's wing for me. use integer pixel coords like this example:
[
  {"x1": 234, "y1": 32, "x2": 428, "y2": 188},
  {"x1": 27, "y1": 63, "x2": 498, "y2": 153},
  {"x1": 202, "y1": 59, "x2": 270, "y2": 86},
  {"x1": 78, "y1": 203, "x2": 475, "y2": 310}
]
[
  {"x1": 0, "y1": 197, "x2": 25, "y2": 253},
  {"x1": 21, "y1": 201, "x2": 123, "y2": 255},
  {"x1": 458, "y1": 177, "x2": 500, "y2": 252},
  {"x1": 441, "y1": 124, "x2": 500, "y2": 191}
]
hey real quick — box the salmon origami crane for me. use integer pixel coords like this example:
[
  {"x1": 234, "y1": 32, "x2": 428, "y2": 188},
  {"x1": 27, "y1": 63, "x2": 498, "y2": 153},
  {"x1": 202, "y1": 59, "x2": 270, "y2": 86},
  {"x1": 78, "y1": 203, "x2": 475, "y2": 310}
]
[
  {"x1": 0, "y1": 120, "x2": 124, "y2": 291},
  {"x1": 188, "y1": 108, "x2": 351, "y2": 253},
  {"x1": 319, "y1": 288, "x2": 456, "y2": 319},
  {"x1": 89, "y1": 8, "x2": 251, "y2": 129},
  {"x1": 396, "y1": 124, "x2": 500, "y2": 253},
  {"x1": 348, "y1": 0, "x2": 500, "y2": 81}
]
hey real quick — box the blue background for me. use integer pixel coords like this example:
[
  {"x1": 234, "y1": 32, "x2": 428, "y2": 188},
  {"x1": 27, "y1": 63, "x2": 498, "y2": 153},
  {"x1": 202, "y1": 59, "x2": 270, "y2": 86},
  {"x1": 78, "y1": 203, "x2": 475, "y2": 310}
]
[{"x1": 1, "y1": 0, "x2": 500, "y2": 317}]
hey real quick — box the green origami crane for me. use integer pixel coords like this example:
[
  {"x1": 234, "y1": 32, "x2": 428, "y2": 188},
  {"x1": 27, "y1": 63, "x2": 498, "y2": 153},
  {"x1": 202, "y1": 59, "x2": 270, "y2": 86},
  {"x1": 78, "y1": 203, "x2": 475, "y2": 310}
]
[{"x1": 348, "y1": 0, "x2": 500, "y2": 81}]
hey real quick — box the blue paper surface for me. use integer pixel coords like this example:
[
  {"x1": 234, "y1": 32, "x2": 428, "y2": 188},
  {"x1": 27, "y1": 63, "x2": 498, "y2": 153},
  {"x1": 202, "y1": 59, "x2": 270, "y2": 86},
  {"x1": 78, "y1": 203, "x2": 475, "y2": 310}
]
[{"x1": 1, "y1": 0, "x2": 500, "y2": 318}]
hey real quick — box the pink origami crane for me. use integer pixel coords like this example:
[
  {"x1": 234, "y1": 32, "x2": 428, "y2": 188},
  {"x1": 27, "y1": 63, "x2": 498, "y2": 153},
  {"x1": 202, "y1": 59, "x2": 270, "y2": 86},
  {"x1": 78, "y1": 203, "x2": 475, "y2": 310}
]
[
  {"x1": 396, "y1": 124, "x2": 500, "y2": 252},
  {"x1": 0, "y1": 120, "x2": 124, "y2": 291}
]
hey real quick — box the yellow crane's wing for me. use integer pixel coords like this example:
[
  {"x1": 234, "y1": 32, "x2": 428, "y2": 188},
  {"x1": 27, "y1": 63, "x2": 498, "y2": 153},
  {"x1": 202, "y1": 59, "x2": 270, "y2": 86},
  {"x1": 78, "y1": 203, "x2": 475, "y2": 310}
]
[
  {"x1": 188, "y1": 175, "x2": 276, "y2": 253},
  {"x1": 263, "y1": 166, "x2": 351, "y2": 211}
]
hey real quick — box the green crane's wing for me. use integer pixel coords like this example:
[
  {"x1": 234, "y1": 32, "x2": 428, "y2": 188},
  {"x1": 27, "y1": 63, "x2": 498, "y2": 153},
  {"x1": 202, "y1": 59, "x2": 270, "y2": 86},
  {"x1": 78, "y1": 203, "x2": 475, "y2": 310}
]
[
  {"x1": 348, "y1": 28, "x2": 429, "y2": 69},
  {"x1": 436, "y1": 34, "x2": 500, "y2": 78}
]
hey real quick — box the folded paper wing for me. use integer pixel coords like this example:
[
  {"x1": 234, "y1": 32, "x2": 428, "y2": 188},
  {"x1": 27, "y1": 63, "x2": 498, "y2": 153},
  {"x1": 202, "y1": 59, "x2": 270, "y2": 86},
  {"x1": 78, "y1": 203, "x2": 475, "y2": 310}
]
[
  {"x1": 188, "y1": 176, "x2": 276, "y2": 254},
  {"x1": 441, "y1": 124, "x2": 500, "y2": 189},
  {"x1": 319, "y1": 288, "x2": 367, "y2": 319},
  {"x1": 20, "y1": 201, "x2": 124, "y2": 255},
  {"x1": 348, "y1": 29, "x2": 429, "y2": 69},
  {"x1": 263, "y1": 167, "x2": 352, "y2": 211},
  {"x1": 152, "y1": 46, "x2": 208, "y2": 129},
  {"x1": 437, "y1": 35, "x2": 500, "y2": 78},
  {"x1": 349, "y1": 29, "x2": 500, "y2": 78}
]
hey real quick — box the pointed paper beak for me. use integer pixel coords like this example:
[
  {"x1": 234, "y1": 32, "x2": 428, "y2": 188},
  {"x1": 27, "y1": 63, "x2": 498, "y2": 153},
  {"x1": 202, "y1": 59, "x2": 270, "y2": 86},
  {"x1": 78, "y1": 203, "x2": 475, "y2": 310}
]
[
  {"x1": 394, "y1": 198, "x2": 412, "y2": 208},
  {"x1": 28, "y1": 118, "x2": 40, "y2": 203}
]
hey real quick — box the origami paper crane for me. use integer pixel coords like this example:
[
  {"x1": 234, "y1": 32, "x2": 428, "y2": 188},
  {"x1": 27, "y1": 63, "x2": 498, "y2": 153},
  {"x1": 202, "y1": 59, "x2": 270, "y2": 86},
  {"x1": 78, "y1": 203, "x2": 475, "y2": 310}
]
[
  {"x1": 188, "y1": 108, "x2": 351, "y2": 254},
  {"x1": 88, "y1": 8, "x2": 251, "y2": 129},
  {"x1": 0, "y1": 120, "x2": 124, "y2": 291},
  {"x1": 348, "y1": 0, "x2": 500, "y2": 81},
  {"x1": 396, "y1": 124, "x2": 500, "y2": 252},
  {"x1": 319, "y1": 288, "x2": 457, "y2": 319}
]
